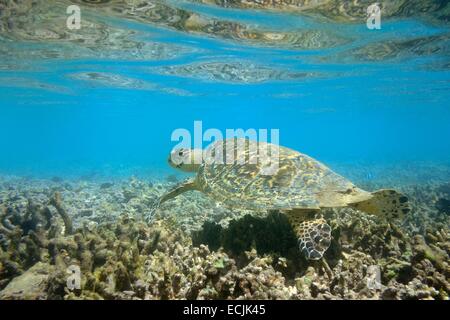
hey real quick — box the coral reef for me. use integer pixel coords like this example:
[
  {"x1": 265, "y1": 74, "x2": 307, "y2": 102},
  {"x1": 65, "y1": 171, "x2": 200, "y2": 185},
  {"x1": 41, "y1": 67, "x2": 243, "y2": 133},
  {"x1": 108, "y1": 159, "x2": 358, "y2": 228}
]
[{"x1": 0, "y1": 176, "x2": 448, "y2": 300}]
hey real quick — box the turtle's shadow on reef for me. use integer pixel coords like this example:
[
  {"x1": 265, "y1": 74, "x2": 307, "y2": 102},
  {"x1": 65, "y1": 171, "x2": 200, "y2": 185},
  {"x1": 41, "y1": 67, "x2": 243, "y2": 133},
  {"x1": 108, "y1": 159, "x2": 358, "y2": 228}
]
[{"x1": 192, "y1": 212, "x2": 343, "y2": 278}]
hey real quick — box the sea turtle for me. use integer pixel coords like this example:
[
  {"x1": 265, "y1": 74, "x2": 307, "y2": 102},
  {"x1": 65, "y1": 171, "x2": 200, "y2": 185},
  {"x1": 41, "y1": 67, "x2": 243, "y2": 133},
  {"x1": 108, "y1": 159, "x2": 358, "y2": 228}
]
[{"x1": 149, "y1": 138, "x2": 410, "y2": 260}]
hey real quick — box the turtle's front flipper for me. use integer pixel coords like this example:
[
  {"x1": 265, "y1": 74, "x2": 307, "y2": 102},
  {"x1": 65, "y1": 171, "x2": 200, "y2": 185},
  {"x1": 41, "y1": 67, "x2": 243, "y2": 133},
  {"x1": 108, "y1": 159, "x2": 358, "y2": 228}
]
[
  {"x1": 285, "y1": 210, "x2": 331, "y2": 260},
  {"x1": 147, "y1": 178, "x2": 198, "y2": 222}
]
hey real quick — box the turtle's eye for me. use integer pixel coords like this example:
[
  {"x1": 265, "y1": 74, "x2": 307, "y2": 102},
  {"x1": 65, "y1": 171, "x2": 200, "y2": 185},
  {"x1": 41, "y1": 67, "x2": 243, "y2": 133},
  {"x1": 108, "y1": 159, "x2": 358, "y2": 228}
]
[{"x1": 178, "y1": 151, "x2": 184, "y2": 156}]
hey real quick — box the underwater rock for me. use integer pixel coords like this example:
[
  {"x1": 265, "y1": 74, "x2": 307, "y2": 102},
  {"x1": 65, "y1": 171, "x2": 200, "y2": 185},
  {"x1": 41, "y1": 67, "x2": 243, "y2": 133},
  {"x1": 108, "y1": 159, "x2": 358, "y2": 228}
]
[
  {"x1": 437, "y1": 183, "x2": 450, "y2": 197},
  {"x1": 435, "y1": 198, "x2": 450, "y2": 215},
  {"x1": 49, "y1": 192, "x2": 73, "y2": 236},
  {"x1": 0, "y1": 262, "x2": 55, "y2": 300},
  {"x1": 166, "y1": 175, "x2": 178, "y2": 184},
  {"x1": 122, "y1": 188, "x2": 139, "y2": 203},
  {"x1": 193, "y1": 212, "x2": 298, "y2": 258},
  {"x1": 411, "y1": 235, "x2": 448, "y2": 270},
  {"x1": 100, "y1": 183, "x2": 114, "y2": 190},
  {"x1": 192, "y1": 221, "x2": 223, "y2": 252}
]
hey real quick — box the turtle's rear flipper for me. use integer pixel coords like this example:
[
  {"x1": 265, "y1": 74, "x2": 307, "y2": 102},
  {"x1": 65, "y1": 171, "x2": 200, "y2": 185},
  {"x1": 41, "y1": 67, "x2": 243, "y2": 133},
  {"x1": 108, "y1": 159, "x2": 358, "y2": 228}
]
[
  {"x1": 350, "y1": 189, "x2": 410, "y2": 221},
  {"x1": 298, "y1": 218, "x2": 332, "y2": 260},
  {"x1": 286, "y1": 212, "x2": 331, "y2": 260}
]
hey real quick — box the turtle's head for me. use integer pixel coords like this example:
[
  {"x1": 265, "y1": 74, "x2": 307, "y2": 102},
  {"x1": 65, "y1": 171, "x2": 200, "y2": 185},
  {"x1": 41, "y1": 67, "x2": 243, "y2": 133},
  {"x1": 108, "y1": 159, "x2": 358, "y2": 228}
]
[{"x1": 168, "y1": 148, "x2": 203, "y2": 172}]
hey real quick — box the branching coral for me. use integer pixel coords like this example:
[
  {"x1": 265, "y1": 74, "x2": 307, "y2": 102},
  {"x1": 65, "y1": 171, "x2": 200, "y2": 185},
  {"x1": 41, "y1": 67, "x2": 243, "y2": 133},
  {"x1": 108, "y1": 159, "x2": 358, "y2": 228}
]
[{"x1": 0, "y1": 178, "x2": 448, "y2": 300}]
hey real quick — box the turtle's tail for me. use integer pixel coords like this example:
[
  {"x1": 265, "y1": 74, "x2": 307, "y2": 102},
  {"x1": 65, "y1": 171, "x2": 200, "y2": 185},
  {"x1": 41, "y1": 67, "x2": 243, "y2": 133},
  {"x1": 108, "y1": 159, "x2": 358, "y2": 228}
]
[{"x1": 350, "y1": 189, "x2": 410, "y2": 221}]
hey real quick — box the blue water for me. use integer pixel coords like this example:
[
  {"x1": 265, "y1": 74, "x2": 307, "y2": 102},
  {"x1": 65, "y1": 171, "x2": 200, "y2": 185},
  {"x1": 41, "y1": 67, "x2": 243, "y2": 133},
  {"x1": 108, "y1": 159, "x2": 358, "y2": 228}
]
[{"x1": 0, "y1": 3, "x2": 449, "y2": 182}]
